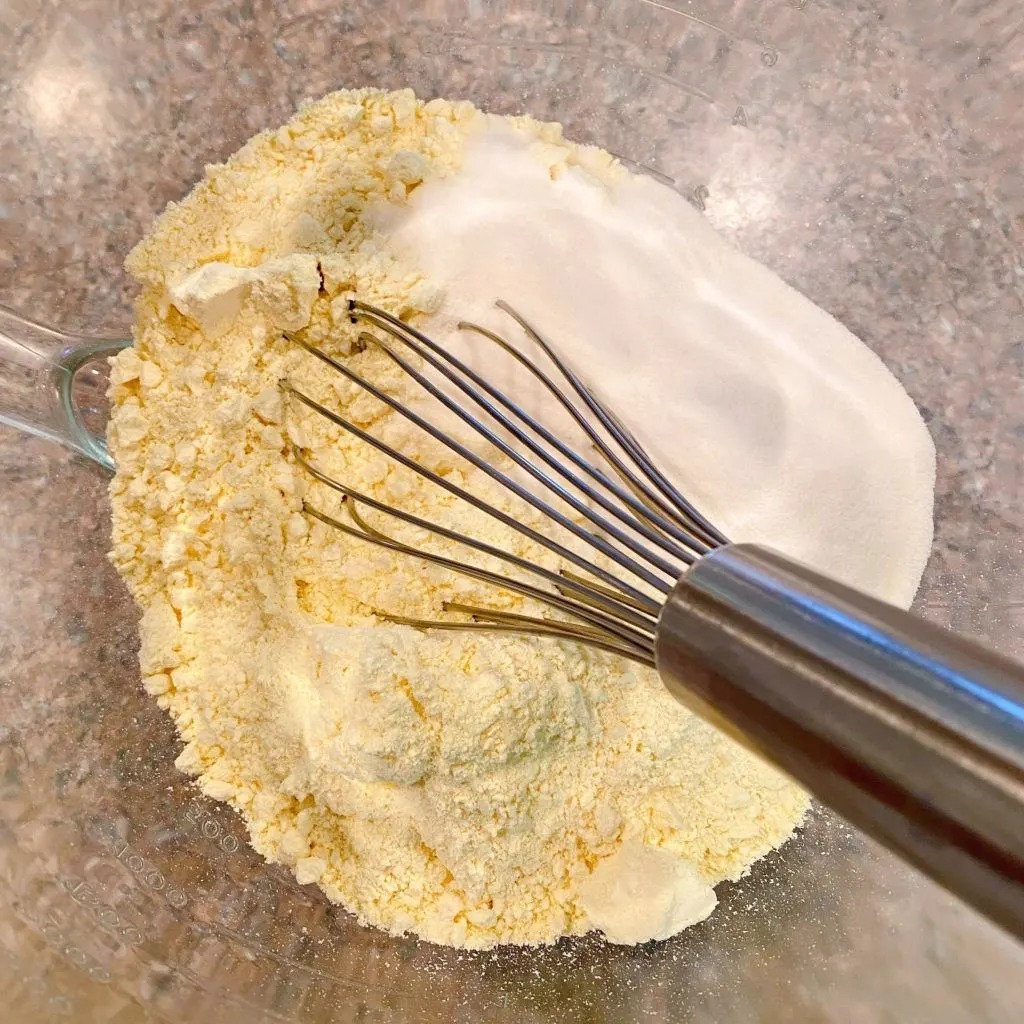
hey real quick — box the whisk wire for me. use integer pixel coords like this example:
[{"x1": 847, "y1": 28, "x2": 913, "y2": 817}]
[
  {"x1": 295, "y1": 448, "x2": 656, "y2": 629},
  {"x1": 493, "y1": 300, "x2": 728, "y2": 549},
  {"x1": 356, "y1": 303, "x2": 711, "y2": 561},
  {"x1": 301, "y1": 500, "x2": 656, "y2": 657},
  {"x1": 355, "y1": 326, "x2": 689, "y2": 578},
  {"x1": 375, "y1": 610, "x2": 656, "y2": 667},
  {"x1": 442, "y1": 602, "x2": 656, "y2": 664},
  {"x1": 455, "y1": 319, "x2": 695, "y2": 549},
  {"x1": 555, "y1": 569, "x2": 654, "y2": 613},
  {"x1": 285, "y1": 301, "x2": 729, "y2": 663},
  {"x1": 287, "y1": 343, "x2": 673, "y2": 596}
]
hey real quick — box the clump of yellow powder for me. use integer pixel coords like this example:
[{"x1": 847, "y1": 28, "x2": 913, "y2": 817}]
[{"x1": 108, "y1": 87, "x2": 809, "y2": 949}]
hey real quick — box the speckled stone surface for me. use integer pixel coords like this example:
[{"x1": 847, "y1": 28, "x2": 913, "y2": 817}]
[{"x1": 0, "y1": 1, "x2": 1022, "y2": 1022}]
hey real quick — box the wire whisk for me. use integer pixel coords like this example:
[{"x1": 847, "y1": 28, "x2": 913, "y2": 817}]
[{"x1": 281, "y1": 300, "x2": 727, "y2": 668}]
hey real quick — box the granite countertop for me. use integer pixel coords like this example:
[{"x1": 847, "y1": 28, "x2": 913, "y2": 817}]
[{"x1": 0, "y1": 1, "x2": 1022, "y2": 1022}]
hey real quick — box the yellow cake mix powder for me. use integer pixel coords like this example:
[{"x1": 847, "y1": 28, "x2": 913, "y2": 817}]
[{"x1": 106, "y1": 87, "x2": 852, "y2": 949}]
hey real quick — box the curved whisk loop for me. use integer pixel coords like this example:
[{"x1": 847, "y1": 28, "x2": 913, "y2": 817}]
[{"x1": 284, "y1": 300, "x2": 726, "y2": 663}]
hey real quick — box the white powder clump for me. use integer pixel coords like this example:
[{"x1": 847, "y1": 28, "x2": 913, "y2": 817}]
[
  {"x1": 108, "y1": 87, "x2": 930, "y2": 949},
  {"x1": 577, "y1": 840, "x2": 718, "y2": 945},
  {"x1": 167, "y1": 263, "x2": 252, "y2": 338}
]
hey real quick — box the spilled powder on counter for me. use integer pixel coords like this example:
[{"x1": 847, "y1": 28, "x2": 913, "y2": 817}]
[{"x1": 108, "y1": 87, "x2": 932, "y2": 949}]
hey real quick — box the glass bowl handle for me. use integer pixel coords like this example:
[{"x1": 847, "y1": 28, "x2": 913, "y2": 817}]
[{"x1": 0, "y1": 305, "x2": 130, "y2": 471}]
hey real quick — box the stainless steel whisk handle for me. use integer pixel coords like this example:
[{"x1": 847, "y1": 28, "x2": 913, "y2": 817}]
[{"x1": 655, "y1": 543, "x2": 1024, "y2": 940}]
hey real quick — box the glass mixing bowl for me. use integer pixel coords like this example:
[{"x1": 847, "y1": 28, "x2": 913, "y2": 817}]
[{"x1": 1, "y1": 1, "x2": 1022, "y2": 1020}]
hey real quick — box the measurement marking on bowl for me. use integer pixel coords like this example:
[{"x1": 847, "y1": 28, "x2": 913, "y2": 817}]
[
  {"x1": 85, "y1": 818, "x2": 189, "y2": 909},
  {"x1": 418, "y1": 30, "x2": 717, "y2": 105},
  {"x1": 636, "y1": 0, "x2": 792, "y2": 66},
  {"x1": 419, "y1": 14, "x2": 792, "y2": 130},
  {"x1": 61, "y1": 877, "x2": 146, "y2": 946},
  {"x1": 17, "y1": 862, "x2": 169, "y2": 959},
  {"x1": 163, "y1": 918, "x2": 390, "y2": 1022},
  {"x1": 619, "y1": 63, "x2": 718, "y2": 104},
  {"x1": 50, "y1": 868, "x2": 319, "y2": 1017},
  {"x1": 194, "y1": 922, "x2": 368, "y2": 987},
  {"x1": 184, "y1": 799, "x2": 242, "y2": 853},
  {"x1": 19, "y1": 876, "x2": 313, "y2": 1022},
  {"x1": 4, "y1": 892, "x2": 111, "y2": 984},
  {"x1": 637, "y1": 0, "x2": 742, "y2": 42},
  {"x1": 606, "y1": 150, "x2": 678, "y2": 188}
]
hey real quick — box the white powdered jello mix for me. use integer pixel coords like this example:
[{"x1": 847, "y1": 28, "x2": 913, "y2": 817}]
[{"x1": 108, "y1": 88, "x2": 934, "y2": 949}]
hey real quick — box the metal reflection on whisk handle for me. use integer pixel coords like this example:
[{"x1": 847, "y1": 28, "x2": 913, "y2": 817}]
[{"x1": 657, "y1": 543, "x2": 1024, "y2": 941}]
